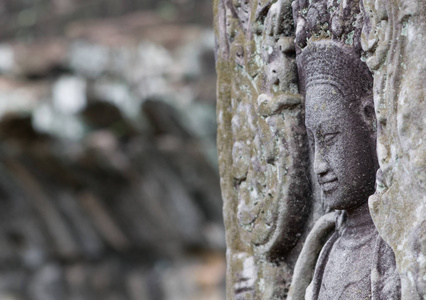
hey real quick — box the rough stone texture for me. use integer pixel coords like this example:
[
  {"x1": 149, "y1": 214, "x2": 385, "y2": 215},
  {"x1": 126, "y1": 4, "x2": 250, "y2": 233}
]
[
  {"x1": 215, "y1": 0, "x2": 318, "y2": 298},
  {"x1": 214, "y1": 0, "x2": 425, "y2": 299},
  {"x1": 360, "y1": 1, "x2": 426, "y2": 298}
]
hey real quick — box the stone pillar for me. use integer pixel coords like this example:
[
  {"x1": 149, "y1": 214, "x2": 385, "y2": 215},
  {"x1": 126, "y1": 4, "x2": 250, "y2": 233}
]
[
  {"x1": 214, "y1": 0, "x2": 425, "y2": 299},
  {"x1": 361, "y1": 0, "x2": 426, "y2": 298}
]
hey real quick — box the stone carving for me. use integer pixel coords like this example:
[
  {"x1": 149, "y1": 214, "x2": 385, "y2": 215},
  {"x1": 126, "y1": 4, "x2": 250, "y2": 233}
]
[
  {"x1": 233, "y1": 1, "x2": 310, "y2": 259},
  {"x1": 214, "y1": 0, "x2": 425, "y2": 298},
  {"x1": 288, "y1": 39, "x2": 400, "y2": 299},
  {"x1": 215, "y1": 0, "x2": 313, "y2": 298}
]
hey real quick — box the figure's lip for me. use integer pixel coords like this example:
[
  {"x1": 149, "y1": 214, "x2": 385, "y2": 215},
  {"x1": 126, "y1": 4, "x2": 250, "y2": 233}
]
[
  {"x1": 319, "y1": 177, "x2": 338, "y2": 192},
  {"x1": 318, "y1": 177, "x2": 338, "y2": 185}
]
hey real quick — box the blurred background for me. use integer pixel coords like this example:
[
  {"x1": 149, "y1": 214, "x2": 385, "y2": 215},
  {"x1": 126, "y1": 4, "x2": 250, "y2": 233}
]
[{"x1": 0, "y1": 1, "x2": 224, "y2": 299}]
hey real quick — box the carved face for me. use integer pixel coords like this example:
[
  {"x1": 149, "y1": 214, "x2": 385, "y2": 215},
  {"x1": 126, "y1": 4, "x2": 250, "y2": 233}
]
[
  {"x1": 305, "y1": 84, "x2": 376, "y2": 211},
  {"x1": 261, "y1": 40, "x2": 298, "y2": 94}
]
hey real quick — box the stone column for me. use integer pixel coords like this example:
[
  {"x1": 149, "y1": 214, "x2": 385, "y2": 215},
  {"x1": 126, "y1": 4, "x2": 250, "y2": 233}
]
[{"x1": 361, "y1": 0, "x2": 426, "y2": 298}]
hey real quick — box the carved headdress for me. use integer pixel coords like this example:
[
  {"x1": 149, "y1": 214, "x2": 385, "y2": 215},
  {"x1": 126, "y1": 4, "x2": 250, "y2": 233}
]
[
  {"x1": 292, "y1": 0, "x2": 373, "y2": 102},
  {"x1": 297, "y1": 40, "x2": 373, "y2": 102}
]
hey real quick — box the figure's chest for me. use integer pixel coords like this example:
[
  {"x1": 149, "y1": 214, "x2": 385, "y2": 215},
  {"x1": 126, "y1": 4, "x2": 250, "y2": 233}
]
[{"x1": 317, "y1": 235, "x2": 375, "y2": 300}]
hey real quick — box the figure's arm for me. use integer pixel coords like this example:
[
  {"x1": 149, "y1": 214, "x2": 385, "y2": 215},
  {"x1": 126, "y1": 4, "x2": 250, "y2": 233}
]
[{"x1": 288, "y1": 212, "x2": 336, "y2": 300}]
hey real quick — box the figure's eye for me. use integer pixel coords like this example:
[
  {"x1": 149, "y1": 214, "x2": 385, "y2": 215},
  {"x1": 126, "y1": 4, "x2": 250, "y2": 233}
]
[{"x1": 323, "y1": 132, "x2": 339, "y2": 145}]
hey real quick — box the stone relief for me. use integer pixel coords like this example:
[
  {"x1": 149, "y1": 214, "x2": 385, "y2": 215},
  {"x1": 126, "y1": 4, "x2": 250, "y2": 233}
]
[
  {"x1": 233, "y1": 0, "x2": 310, "y2": 260},
  {"x1": 214, "y1": 0, "x2": 425, "y2": 299},
  {"x1": 216, "y1": 0, "x2": 313, "y2": 298},
  {"x1": 289, "y1": 39, "x2": 400, "y2": 299}
]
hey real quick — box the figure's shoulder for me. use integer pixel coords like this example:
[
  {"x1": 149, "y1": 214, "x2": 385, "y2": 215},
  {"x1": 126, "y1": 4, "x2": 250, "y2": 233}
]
[
  {"x1": 299, "y1": 211, "x2": 339, "y2": 264},
  {"x1": 310, "y1": 211, "x2": 338, "y2": 240}
]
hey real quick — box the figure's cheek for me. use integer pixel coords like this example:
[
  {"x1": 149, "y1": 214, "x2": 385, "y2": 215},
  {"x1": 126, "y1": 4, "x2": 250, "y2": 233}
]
[{"x1": 326, "y1": 146, "x2": 341, "y2": 165}]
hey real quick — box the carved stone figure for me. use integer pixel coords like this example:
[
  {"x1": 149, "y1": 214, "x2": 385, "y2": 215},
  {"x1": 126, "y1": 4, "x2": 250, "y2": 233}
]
[
  {"x1": 289, "y1": 0, "x2": 405, "y2": 298},
  {"x1": 289, "y1": 40, "x2": 401, "y2": 299}
]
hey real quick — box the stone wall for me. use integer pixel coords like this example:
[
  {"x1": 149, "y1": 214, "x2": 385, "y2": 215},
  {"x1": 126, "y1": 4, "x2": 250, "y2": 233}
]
[
  {"x1": 0, "y1": 4, "x2": 225, "y2": 300},
  {"x1": 361, "y1": 1, "x2": 426, "y2": 297},
  {"x1": 0, "y1": 0, "x2": 213, "y2": 38}
]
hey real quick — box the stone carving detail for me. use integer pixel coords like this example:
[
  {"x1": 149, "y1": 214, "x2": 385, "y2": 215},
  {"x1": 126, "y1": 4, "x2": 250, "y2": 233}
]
[
  {"x1": 214, "y1": 0, "x2": 425, "y2": 298},
  {"x1": 215, "y1": 0, "x2": 312, "y2": 298}
]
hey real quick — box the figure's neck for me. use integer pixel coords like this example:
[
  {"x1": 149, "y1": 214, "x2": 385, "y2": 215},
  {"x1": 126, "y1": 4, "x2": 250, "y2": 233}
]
[{"x1": 344, "y1": 201, "x2": 374, "y2": 229}]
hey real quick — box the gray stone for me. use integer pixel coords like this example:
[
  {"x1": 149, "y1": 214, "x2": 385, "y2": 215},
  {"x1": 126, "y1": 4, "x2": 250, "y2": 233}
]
[
  {"x1": 360, "y1": 1, "x2": 426, "y2": 298},
  {"x1": 290, "y1": 35, "x2": 400, "y2": 299}
]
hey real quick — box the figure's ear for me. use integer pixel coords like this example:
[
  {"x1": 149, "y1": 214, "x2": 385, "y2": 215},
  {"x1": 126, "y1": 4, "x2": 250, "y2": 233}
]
[
  {"x1": 361, "y1": 97, "x2": 379, "y2": 170},
  {"x1": 360, "y1": 97, "x2": 376, "y2": 136}
]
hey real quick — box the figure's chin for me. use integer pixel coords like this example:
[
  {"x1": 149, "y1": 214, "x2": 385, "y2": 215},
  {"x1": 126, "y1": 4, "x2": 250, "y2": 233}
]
[
  {"x1": 322, "y1": 190, "x2": 342, "y2": 210},
  {"x1": 323, "y1": 199, "x2": 340, "y2": 211},
  {"x1": 324, "y1": 194, "x2": 369, "y2": 212},
  {"x1": 323, "y1": 194, "x2": 352, "y2": 211}
]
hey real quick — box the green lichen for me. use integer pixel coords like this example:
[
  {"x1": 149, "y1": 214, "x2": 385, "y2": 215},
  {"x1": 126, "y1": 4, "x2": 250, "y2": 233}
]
[
  {"x1": 345, "y1": 31, "x2": 355, "y2": 45},
  {"x1": 401, "y1": 21, "x2": 409, "y2": 36}
]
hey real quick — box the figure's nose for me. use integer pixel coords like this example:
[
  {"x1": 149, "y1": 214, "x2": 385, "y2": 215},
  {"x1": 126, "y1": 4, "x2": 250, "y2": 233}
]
[{"x1": 314, "y1": 148, "x2": 329, "y2": 176}]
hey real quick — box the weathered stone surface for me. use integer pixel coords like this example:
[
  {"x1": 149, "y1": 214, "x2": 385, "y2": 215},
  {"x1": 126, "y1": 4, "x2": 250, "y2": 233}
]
[
  {"x1": 215, "y1": 0, "x2": 425, "y2": 299},
  {"x1": 360, "y1": 1, "x2": 426, "y2": 298},
  {"x1": 215, "y1": 0, "x2": 316, "y2": 298}
]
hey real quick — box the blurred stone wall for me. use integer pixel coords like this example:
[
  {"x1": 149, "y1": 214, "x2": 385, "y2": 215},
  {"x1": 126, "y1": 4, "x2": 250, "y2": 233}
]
[
  {"x1": 0, "y1": 2, "x2": 224, "y2": 300},
  {"x1": 0, "y1": 0, "x2": 213, "y2": 38}
]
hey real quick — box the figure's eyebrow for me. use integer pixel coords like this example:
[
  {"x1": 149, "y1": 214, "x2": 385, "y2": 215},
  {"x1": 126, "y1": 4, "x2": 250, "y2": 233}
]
[
  {"x1": 306, "y1": 116, "x2": 340, "y2": 133},
  {"x1": 312, "y1": 118, "x2": 340, "y2": 134},
  {"x1": 318, "y1": 122, "x2": 340, "y2": 133}
]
